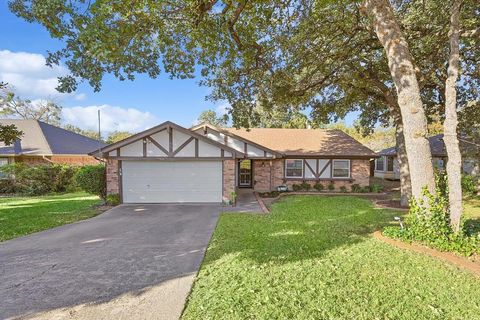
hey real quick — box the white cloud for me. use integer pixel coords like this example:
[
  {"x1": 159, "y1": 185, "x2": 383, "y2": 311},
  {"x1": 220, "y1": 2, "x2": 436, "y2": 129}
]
[
  {"x1": 62, "y1": 105, "x2": 161, "y2": 133},
  {"x1": 0, "y1": 50, "x2": 85, "y2": 100}
]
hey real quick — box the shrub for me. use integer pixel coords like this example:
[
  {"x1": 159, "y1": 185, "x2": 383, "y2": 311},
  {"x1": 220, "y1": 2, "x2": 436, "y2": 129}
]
[
  {"x1": 462, "y1": 174, "x2": 478, "y2": 196},
  {"x1": 313, "y1": 182, "x2": 324, "y2": 191},
  {"x1": 300, "y1": 181, "x2": 311, "y2": 191},
  {"x1": 383, "y1": 187, "x2": 479, "y2": 256},
  {"x1": 351, "y1": 184, "x2": 362, "y2": 193},
  {"x1": 327, "y1": 182, "x2": 335, "y2": 191},
  {"x1": 292, "y1": 184, "x2": 302, "y2": 192},
  {"x1": 106, "y1": 193, "x2": 121, "y2": 206},
  {"x1": 370, "y1": 183, "x2": 383, "y2": 193},
  {"x1": 339, "y1": 186, "x2": 348, "y2": 193},
  {"x1": 0, "y1": 179, "x2": 16, "y2": 194},
  {"x1": 75, "y1": 165, "x2": 106, "y2": 199}
]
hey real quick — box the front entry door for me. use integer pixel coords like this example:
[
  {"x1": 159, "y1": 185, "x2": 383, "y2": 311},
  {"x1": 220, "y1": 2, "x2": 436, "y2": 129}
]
[{"x1": 238, "y1": 160, "x2": 252, "y2": 187}]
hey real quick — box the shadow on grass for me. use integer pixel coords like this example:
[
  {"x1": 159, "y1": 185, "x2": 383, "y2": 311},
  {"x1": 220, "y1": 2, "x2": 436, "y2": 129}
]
[{"x1": 203, "y1": 195, "x2": 401, "y2": 266}]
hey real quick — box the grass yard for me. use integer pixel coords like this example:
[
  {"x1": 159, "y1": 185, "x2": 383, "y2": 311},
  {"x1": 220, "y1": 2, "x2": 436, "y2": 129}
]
[
  {"x1": 183, "y1": 196, "x2": 480, "y2": 320},
  {"x1": 0, "y1": 192, "x2": 102, "y2": 242}
]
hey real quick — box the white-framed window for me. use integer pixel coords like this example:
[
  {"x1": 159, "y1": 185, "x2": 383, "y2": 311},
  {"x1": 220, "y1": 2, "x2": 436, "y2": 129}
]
[
  {"x1": 332, "y1": 159, "x2": 350, "y2": 178},
  {"x1": 386, "y1": 157, "x2": 394, "y2": 172},
  {"x1": 285, "y1": 159, "x2": 303, "y2": 178},
  {"x1": 0, "y1": 157, "x2": 9, "y2": 179},
  {"x1": 375, "y1": 156, "x2": 385, "y2": 171}
]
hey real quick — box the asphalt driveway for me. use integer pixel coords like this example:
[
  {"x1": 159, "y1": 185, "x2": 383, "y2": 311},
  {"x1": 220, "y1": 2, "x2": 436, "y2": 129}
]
[{"x1": 0, "y1": 203, "x2": 221, "y2": 319}]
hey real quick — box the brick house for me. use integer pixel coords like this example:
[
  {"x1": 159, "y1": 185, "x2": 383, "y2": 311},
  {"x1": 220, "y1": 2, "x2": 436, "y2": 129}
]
[
  {"x1": 0, "y1": 119, "x2": 105, "y2": 172},
  {"x1": 98, "y1": 121, "x2": 376, "y2": 204}
]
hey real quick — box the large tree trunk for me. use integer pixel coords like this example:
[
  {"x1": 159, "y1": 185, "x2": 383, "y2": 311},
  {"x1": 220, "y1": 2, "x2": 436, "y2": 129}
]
[
  {"x1": 364, "y1": 0, "x2": 435, "y2": 197},
  {"x1": 444, "y1": 0, "x2": 463, "y2": 232},
  {"x1": 395, "y1": 115, "x2": 412, "y2": 207}
]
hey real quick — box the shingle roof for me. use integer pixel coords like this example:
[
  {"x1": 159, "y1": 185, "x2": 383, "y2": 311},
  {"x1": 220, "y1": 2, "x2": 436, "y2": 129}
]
[
  {"x1": 0, "y1": 119, "x2": 106, "y2": 156},
  {"x1": 378, "y1": 134, "x2": 478, "y2": 157},
  {"x1": 224, "y1": 128, "x2": 377, "y2": 157}
]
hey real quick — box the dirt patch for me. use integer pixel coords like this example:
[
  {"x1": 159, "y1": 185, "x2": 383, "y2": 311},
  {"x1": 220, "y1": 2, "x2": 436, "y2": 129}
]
[
  {"x1": 373, "y1": 231, "x2": 480, "y2": 277},
  {"x1": 19, "y1": 274, "x2": 195, "y2": 320}
]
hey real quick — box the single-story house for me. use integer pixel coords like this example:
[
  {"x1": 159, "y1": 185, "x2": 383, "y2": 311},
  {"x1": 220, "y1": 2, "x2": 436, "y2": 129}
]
[
  {"x1": 97, "y1": 121, "x2": 376, "y2": 204},
  {"x1": 374, "y1": 134, "x2": 479, "y2": 180},
  {"x1": 0, "y1": 119, "x2": 105, "y2": 172}
]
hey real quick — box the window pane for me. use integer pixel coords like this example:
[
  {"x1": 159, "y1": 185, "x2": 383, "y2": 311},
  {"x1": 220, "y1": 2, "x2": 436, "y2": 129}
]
[
  {"x1": 333, "y1": 160, "x2": 350, "y2": 178},
  {"x1": 387, "y1": 157, "x2": 394, "y2": 171},
  {"x1": 286, "y1": 159, "x2": 303, "y2": 177},
  {"x1": 376, "y1": 156, "x2": 385, "y2": 171}
]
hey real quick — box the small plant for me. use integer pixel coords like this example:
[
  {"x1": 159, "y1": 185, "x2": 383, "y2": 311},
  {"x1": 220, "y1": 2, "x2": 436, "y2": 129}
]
[
  {"x1": 106, "y1": 193, "x2": 121, "y2": 206},
  {"x1": 339, "y1": 186, "x2": 348, "y2": 193},
  {"x1": 300, "y1": 181, "x2": 311, "y2": 191},
  {"x1": 370, "y1": 183, "x2": 383, "y2": 193},
  {"x1": 313, "y1": 182, "x2": 324, "y2": 191},
  {"x1": 351, "y1": 184, "x2": 362, "y2": 193},
  {"x1": 292, "y1": 184, "x2": 302, "y2": 192},
  {"x1": 462, "y1": 174, "x2": 478, "y2": 195},
  {"x1": 360, "y1": 186, "x2": 370, "y2": 193},
  {"x1": 230, "y1": 191, "x2": 237, "y2": 205},
  {"x1": 327, "y1": 182, "x2": 335, "y2": 191}
]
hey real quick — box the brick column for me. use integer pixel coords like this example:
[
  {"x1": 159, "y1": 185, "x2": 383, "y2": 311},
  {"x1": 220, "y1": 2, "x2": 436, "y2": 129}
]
[
  {"x1": 223, "y1": 159, "x2": 236, "y2": 202},
  {"x1": 106, "y1": 159, "x2": 119, "y2": 195}
]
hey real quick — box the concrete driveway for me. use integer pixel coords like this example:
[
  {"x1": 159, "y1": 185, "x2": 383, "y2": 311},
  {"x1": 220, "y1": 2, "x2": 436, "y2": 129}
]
[{"x1": 0, "y1": 204, "x2": 221, "y2": 320}]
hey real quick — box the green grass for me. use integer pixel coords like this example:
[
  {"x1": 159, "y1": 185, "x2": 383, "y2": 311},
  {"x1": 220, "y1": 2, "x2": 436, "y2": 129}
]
[
  {"x1": 183, "y1": 196, "x2": 480, "y2": 320},
  {"x1": 0, "y1": 192, "x2": 101, "y2": 241}
]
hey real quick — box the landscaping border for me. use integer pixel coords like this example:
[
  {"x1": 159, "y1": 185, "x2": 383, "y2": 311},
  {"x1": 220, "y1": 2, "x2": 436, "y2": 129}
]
[{"x1": 373, "y1": 231, "x2": 480, "y2": 277}]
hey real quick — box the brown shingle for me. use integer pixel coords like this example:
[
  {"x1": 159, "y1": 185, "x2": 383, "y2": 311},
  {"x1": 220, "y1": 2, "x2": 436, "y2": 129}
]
[{"x1": 224, "y1": 128, "x2": 376, "y2": 157}]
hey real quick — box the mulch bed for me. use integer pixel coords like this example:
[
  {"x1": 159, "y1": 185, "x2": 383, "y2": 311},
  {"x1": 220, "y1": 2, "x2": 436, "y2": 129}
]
[{"x1": 373, "y1": 231, "x2": 480, "y2": 277}]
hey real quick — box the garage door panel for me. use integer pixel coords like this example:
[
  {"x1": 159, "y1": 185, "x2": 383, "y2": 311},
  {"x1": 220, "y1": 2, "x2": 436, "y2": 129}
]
[{"x1": 122, "y1": 161, "x2": 222, "y2": 203}]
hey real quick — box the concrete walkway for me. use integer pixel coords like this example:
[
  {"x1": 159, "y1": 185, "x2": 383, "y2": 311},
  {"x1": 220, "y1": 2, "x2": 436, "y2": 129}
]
[
  {"x1": 222, "y1": 189, "x2": 263, "y2": 213},
  {"x1": 0, "y1": 204, "x2": 221, "y2": 320}
]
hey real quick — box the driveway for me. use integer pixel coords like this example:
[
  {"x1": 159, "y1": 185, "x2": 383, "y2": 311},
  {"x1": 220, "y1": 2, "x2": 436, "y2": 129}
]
[{"x1": 0, "y1": 204, "x2": 221, "y2": 320}]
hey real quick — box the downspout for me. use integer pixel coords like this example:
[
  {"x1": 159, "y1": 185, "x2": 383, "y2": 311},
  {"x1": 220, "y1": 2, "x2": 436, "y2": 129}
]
[{"x1": 42, "y1": 155, "x2": 54, "y2": 163}]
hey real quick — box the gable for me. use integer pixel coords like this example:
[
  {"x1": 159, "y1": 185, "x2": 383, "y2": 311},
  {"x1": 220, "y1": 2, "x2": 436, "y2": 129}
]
[{"x1": 100, "y1": 121, "x2": 238, "y2": 159}]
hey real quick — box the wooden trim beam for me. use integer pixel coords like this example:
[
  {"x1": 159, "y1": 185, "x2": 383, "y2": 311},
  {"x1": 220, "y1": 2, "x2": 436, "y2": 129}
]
[
  {"x1": 142, "y1": 139, "x2": 147, "y2": 157},
  {"x1": 109, "y1": 156, "x2": 229, "y2": 161},
  {"x1": 172, "y1": 137, "x2": 194, "y2": 157},
  {"x1": 195, "y1": 138, "x2": 199, "y2": 157},
  {"x1": 168, "y1": 126, "x2": 173, "y2": 156},
  {"x1": 147, "y1": 136, "x2": 169, "y2": 155},
  {"x1": 304, "y1": 159, "x2": 317, "y2": 178},
  {"x1": 318, "y1": 159, "x2": 332, "y2": 178}
]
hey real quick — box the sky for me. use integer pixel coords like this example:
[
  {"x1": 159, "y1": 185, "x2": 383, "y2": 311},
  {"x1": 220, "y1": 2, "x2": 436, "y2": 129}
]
[{"x1": 0, "y1": 2, "x2": 356, "y2": 134}]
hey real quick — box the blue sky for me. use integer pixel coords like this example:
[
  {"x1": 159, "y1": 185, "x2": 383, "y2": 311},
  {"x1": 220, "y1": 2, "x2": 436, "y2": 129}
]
[{"x1": 0, "y1": 2, "x2": 356, "y2": 133}]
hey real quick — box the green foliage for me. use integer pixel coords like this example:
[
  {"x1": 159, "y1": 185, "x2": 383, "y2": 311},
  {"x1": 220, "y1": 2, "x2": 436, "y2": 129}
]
[
  {"x1": 259, "y1": 191, "x2": 280, "y2": 198},
  {"x1": 63, "y1": 124, "x2": 102, "y2": 141},
  {"x1": 339, "y1": 186, "x2": 348, "y2": 193},
  {"x1": 0, "y1": 124, "x2": 23, "y2": 145},
  {"x1": 370, "y1": 183, "x2": 383, "y2": 193},
  {"x1": 351, "y1": 184, "x2": 362, "y2": 193},
  {"x1": 106, "y1": 193, "x2": 121, "y2": 206},
  {"x1": 184, "y1": 196, "x2": 480, "y2": 319},
  {"x1": 383, "y1": 188, "x2": 479, "y2": 256},
  {"x1": 0, "y1": 163, "x2": 78, "y2": 196},
  {"x1": 327, "y1": 182, "x2": 335, "y2": 191},
  {"x1": 291, "y1": 184, "x2": 301, "y2": 192},
  {"x1": 461, "y1": 174, "x2": 478, "y2": 196},
  {"x1": 313, "y1": 182, "x2": 324, "y2": 191},
  {"x1": 197, "y1": 109, "x2": 229, "y2": 127},
  {"x1": 230, "y1": 191, "x2": 237, "y2": 204},
  {"x1": 0, "y1": 179, "x2": 16, "y2": 194},
  {"x1": 299, "y1": 181, "x2": 311, "y2": 191},
  {"x1": 106, "y1": 131, "x2": 133, "y2": 144},
  {"x1": 75, "y1": 165, "x2": 106, "y2": 199}
]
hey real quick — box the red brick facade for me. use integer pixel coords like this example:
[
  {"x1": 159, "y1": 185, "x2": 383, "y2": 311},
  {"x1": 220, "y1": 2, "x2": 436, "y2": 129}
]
[
  {"x1": 106, "y1": 159, "x2": 120, "y2": 195},
  {"x1": 222, "y1": 159, "x2": 237, "y2": 202},
  {"x1": 15, "y1": 155, "x2": 101, "y2": 166}
]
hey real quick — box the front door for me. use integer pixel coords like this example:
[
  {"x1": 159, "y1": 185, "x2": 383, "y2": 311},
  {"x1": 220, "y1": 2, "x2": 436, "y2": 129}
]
[{"x1": 238, "y1": 160, "x2": 252, "y2": 188}]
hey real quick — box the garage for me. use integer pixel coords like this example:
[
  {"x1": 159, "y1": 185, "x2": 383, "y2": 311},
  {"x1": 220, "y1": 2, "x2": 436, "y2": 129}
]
[{"x1": 121, "y1": 160, "x2": 223, "y2": 203}]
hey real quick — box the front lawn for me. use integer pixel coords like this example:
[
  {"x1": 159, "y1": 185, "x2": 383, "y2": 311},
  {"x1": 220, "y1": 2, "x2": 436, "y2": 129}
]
[
  {"x1": 183, "y1": 196, "x2": 480, "y2": 320},
  {"x1": 0, "y1": 192, "x2": 102, "y2": 242}
]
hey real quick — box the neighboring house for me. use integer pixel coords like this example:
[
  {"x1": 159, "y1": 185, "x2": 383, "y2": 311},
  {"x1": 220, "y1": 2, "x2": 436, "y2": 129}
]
[
  {"x1": 97, "y1": 121, "x2": 376, "y2": 204},
  {"x1": 374, "y1": 134, "x2": 479, "y2": 180},
  {"x1": 0, "y1": 119, "x2": 105, "y2": 174}
]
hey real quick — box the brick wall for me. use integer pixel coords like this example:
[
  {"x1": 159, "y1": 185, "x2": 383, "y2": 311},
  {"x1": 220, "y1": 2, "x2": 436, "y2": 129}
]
[
  {"x1": 223, "y1": 159, "x2": 236, "y2": 202},
  {"x1": 17, "y1": 155, "x2": 101, "y2": 166},
  {"x1": 106, "y1": 159, "x2": 119, "y2": 195}
]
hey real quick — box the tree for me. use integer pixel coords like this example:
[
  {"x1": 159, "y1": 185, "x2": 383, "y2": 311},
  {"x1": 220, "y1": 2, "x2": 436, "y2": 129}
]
[
  {"x1": 106, "y1": 131, "x2": 133, "y2": 144},
  {"x1": 197, "y1": 109, "x2": 229, "y2": 127},
  {"x1": 63, "y1": 124, "x2": 102, "y2": 141},
  {"x1": 443, "y1": 0, "x2": 462, "y2": 232},
  {"x1": 0, "y1": 82, "x2": 23, "y2": 145},
  {"x1": 0, "y1": 85, "x2": 62, "y2": 125}
]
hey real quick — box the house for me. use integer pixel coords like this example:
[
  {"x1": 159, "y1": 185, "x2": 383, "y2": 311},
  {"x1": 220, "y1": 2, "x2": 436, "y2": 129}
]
[
  {"x1": 0, "y1": 119, "x2": 105, "y2": 170},
  {"x1": 97, "y1": 121, "x2": 376, "y2": 204},
  {"x1": 374, "y1": 134, "x2": 479, "y2": 180}
]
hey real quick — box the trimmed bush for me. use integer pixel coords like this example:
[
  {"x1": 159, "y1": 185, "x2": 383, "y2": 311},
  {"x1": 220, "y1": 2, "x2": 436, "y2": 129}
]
[
  {"x1": 339, "y1": 186, "x2": 348, "y2": 193},
  {"x1": 313, "y1": 182, "x2": 324, "y2": 191},
  {"x1": 351, "y1": 184, "x2": 362, "y2": 193},
  {"x1": 0, "y1": 179, "x2": 16, "y2": 194},
  {"x1": 292, "y1": 184, "x2": 302, "y2": 192},
  {"x1": 106, "y1": 193, "x2": 121, "y2": 206},
  {"x1": 370, "y1": 183, "x2": 383, "y2": 193},
  {"x1": 75, "y1": 165, "x2": 106, "y2": 199},
  {"x1": 327, "y1": 182, "x2": 335, "y2": 191},
  {"x1": 300, "y1": 181, "x2": 311, "y2": 191}
]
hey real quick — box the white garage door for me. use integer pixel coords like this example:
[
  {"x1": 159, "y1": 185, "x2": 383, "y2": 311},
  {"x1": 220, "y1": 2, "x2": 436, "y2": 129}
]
[{"x1": 122, "y1": 161, "x2": 222, "y2": 203}]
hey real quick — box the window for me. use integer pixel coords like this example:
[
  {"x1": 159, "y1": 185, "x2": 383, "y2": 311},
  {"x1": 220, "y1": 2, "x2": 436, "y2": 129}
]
[
  {"x1": 386, "y1": 157, "x2": 394, "y2": 172},
  {"x1": 332, "y1": 160, "x2": 350, "y2": 178},
  {"x1": 375, "y1": 156, "x2": 385, "y2": 171},
  {"x1": 0, "y1": 158, "x2": 9, "y2": 179},
  {"x1": 285, "y1": 159, "x2": 303, "y2": 178}
]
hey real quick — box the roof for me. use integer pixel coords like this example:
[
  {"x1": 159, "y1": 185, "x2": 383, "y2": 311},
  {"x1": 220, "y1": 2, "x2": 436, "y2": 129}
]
[
  {"x1": 378, "y1": 134, "x2": 478, "y2": 157},
  {"x1": 223, "y1": 127, "x2": 377, "y2": 157},
  {"x1": 0, "y1": 119, "x2": 106, "y2": 156}
]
